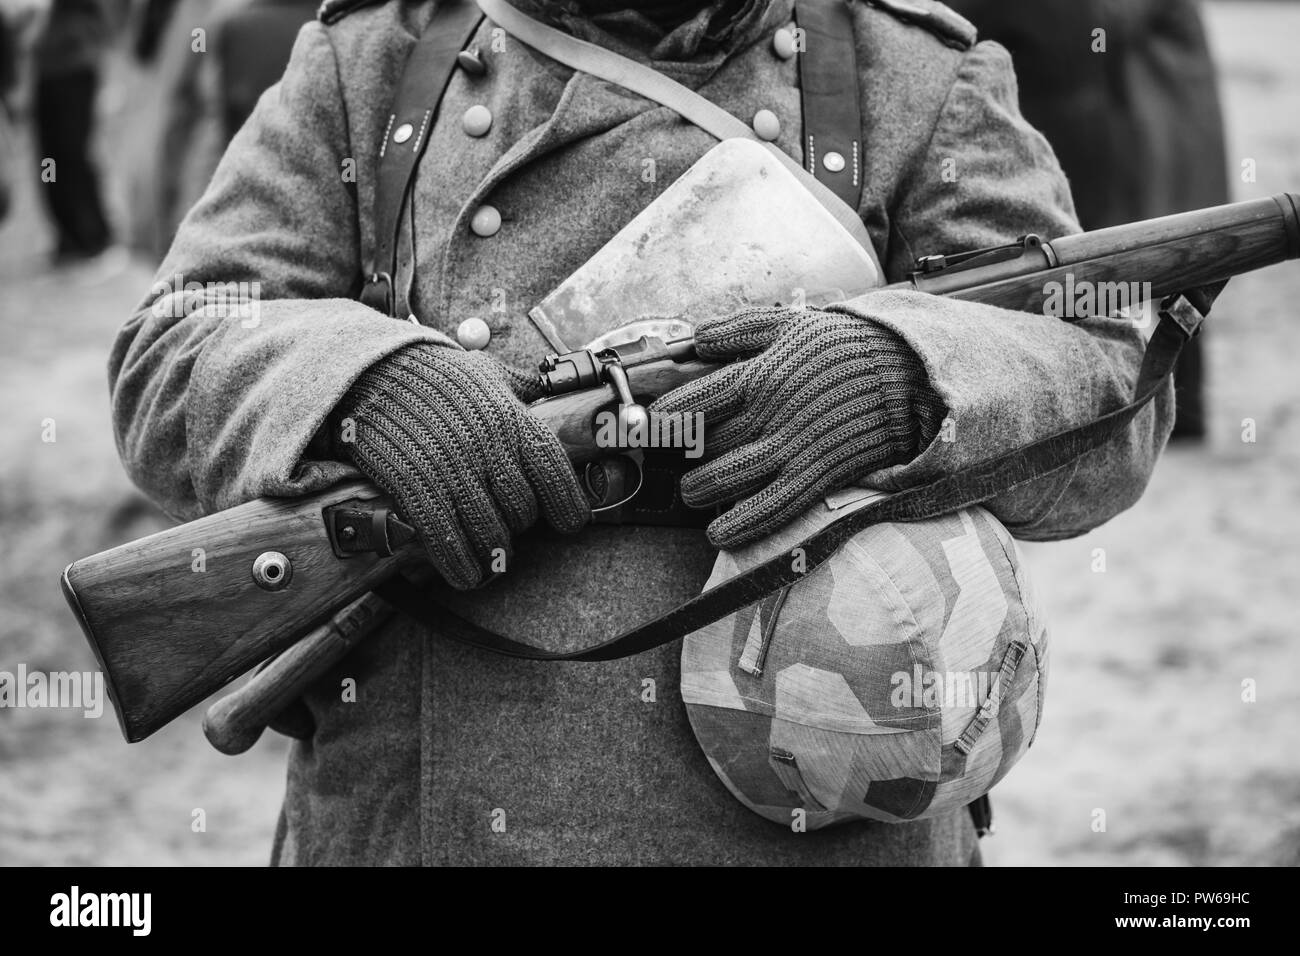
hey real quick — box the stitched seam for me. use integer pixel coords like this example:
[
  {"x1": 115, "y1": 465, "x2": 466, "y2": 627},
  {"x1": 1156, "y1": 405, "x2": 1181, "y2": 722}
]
[{"x1": 411, "y1": 107, "x2": 433, "y2": 155}]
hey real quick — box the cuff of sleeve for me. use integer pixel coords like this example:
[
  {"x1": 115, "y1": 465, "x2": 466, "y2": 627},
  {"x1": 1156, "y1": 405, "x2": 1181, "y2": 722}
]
[
  {"x1": 186, "y1": 299, "x2": 461, "y2": 511},
  {"x1": 826, "y1": 288, "x2": 1090, "y2": 522}
]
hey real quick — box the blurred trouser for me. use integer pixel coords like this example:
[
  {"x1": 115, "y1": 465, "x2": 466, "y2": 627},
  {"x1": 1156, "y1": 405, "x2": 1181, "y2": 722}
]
[{"x1": 35, "y1": 67, "x2": 112, "y2": 258}]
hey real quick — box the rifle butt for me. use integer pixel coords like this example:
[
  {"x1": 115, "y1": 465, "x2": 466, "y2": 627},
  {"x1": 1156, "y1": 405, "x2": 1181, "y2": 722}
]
[{"x1": 60, "y1": 480, "x2": 411, "y2": 742}]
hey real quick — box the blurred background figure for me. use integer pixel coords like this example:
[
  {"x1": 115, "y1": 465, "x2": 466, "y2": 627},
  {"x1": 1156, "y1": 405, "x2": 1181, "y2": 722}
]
[
  {"x1": 212, "y1": 0, "x2": 317, "y2": 139},
  {"x1": 31, "y1": 0, "x2": 119, "y2": 263},
  {"x1": 1, "y1": 0, "x2": 51, "y2": 228},
  {"x1": 950, "y1": 0, "x2": 1229, "y2": 441},
  {"x1": 123, "y1": 0, "x2": 313, "y2": 260}
]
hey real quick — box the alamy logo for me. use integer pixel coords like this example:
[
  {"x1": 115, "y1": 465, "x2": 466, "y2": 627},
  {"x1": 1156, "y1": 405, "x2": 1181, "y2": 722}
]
[
  {"x1": 50, "y1": 887, "x2": 151, "y2": 936},
  {"x1": 0, "y1": 666, "x2": 103, "y2": 718},
  {"x1": 889, "y1": 665, "x2": 1002, "y2": 709},
  {"x1": 593, "y1": 409, "x2": 704, "y2": 458},
  {"x1": 1042, "y1": 273, "x2": 1155, "y2": 326},
  {"x1": 150, "y1": 273, "x2": 262, "y2": 328}
]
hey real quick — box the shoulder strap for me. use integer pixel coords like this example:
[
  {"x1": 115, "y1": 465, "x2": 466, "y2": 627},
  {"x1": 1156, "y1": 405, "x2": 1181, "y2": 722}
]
[
  {"x1": 794, "y1": 0, "x2": 863, "y2": 211},
  {"x1": 471, "y1": 0, "x2": 880, "y2": 268},
  {"x1": 379, "y1": 289, "x2": 1214, "y2": 661},
  {"x1": 360, "y1": 0, "x2": 485, "y2": 318},
  {"x1": 363, "y1": 0, "x2": 877, "y2": 317}
]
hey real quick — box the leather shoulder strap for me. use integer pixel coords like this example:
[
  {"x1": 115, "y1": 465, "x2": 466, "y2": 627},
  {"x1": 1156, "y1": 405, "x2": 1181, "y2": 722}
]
[
  {"x1": 360, "y1": 0, "x2": 485, "y2": 318},
  {"x1": 363, "y1": 0, "x2": 882, "y2": 316},
  {"x1": 794, "y1": 0, "x2": 863, "y2": 211}
]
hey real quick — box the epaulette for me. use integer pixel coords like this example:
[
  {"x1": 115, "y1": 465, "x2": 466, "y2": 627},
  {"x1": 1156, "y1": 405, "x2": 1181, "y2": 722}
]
[
  {"x1": 866, "y1": 0, "x2": 977, "y2": 50},
  {"x1": 317, "y1": 0, "x2": 388, "y2": 25}
]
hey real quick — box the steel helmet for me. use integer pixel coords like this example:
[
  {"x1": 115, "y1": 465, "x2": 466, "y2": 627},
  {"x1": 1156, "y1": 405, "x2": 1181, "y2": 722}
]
[{"x1": 682, "y1": 487, "x2": 1049, "y2": 828}]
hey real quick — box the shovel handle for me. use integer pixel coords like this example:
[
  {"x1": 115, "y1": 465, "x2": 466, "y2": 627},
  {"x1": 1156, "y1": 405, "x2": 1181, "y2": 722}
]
[{"x1": 202, "y1": 592, "x2": 394, "y2": 755}]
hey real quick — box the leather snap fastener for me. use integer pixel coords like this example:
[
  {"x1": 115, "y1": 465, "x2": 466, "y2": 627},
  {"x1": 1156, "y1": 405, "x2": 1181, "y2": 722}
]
[
  {"x1": 462, "y1": 105, "x2": 492, "y2": 137},
  {"x1": 772, "y1": 27, "x2": 797, "y2": 59},
  {"x1": 392, "y1": 122, "x2": 414, "y2": 144},
  {"x1": 823, "y1": 151, "x2": 846, "y2": 173},
  {"x1": 457, "y1": 317, "x2": 491, "y2": 350},
  {"x1": 470, "y1": 205, "x2": 502, "y2": 237},
  {"x1": 752, "y1": 109, "x2": 781, "y2": 142}
]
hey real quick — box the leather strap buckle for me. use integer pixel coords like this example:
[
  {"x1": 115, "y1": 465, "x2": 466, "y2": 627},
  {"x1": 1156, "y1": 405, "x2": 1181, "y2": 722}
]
[{"x1": 360, "y1": 271, "x2": 394, "y2": 315}]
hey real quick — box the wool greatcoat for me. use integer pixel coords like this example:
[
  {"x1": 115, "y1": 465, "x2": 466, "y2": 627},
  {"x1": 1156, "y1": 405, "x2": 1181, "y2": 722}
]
[{"x1": 109, "y1": 0, "x2": 1173, "y2": 865}]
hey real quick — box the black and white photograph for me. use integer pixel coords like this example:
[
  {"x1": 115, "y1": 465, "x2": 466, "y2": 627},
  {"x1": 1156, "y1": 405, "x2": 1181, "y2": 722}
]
[{"x1": 0, "y1": 0, "x2": 1296, "y2": 899}]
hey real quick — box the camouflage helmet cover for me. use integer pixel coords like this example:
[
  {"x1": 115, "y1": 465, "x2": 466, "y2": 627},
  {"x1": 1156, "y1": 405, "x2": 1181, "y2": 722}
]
[{"x1": 682, "y1": 488, "x2": 1049, "y2": 829}]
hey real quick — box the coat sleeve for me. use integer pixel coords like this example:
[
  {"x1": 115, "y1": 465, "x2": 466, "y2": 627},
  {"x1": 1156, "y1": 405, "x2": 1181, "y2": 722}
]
[
  {"x1": 833, "y1": 39, "x2": 1174, "y2": 540},
  {"x1": 109, "y1": 21, "x2": 455, "y2": 520}
]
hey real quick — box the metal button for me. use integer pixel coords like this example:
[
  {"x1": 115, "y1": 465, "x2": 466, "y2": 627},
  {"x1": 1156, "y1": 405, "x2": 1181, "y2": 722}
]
[
  {"x1": 462, "y1": 105, "x2": 492, "y2": 137},
  {"x1": 457, "y1": 317, "x2": 491, "y2": 350},
  {"x1": 392, "y1": 122, "x2": 414, "y2": 144},
  {"x1": 752, "y1": 109, "x2": 781, "y2": 142},
  {"x1": 457, "y1": 48, "x2": 487, "y2": 75},
  {"x1": 823, "y1": 150, "x2": 846, "y2": 173},
  {"x1": 772, "y1": 27, "x2": 797, "y2": 59},
  {"x1": 470, "y1": 205, "x2": 502, "y2": 237}
]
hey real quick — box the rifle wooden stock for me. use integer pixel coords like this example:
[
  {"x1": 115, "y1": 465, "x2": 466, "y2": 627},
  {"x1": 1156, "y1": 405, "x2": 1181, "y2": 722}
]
[
  {"x1": 63, "y1": 193, "x2": 1300, "y2": 742},
  {"x1": 61, "y1": 481, "x2": 414, "y2": 741}
]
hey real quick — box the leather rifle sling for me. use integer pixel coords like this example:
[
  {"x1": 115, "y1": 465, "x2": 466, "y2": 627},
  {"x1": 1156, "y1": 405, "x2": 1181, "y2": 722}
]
[
  {"x1": 471, "y1": 0, "x2": 882, "y2": 274},
  {"x1": 379, "y1": 285, "x2": 1213, "y2": 660},
  {"x1": 360, "y1": 0, "x2": 485, "y2": 318}
]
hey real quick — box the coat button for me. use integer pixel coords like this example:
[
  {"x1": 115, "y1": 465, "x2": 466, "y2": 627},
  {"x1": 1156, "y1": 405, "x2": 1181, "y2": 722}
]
[
  {"x1": 772, "y1": 27, "x2": 797, "y2": 59},
  {"x1": 457, "y1": 317, "x2": 491, "y2": 350},
  {"x1": 462, "y1": 105, "x2": 492, "y2": 137},
  {"x1": 470, "y1": 205, "x2": 502, "y2": 237},
  {"x1": 392, "y1": 122, "x2": 413, "y2": 144},
  {"x1": 752, "y1": 109, "x2": 781, "y2": 142},
  {"x1": 823, "y1": 151, "x2": 846, "y2": 173},
  {"x1": 457, "y1": 48, "x2": 487, "y2": 75}
]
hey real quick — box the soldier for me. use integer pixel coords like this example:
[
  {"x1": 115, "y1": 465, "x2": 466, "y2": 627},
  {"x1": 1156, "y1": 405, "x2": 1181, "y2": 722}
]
[
  {"x1": 109, "y1": 0, "x2": 1172, "y2": 865},
  {"x1": 32, "y1": 0, "x2": 115, "y2": 262}
]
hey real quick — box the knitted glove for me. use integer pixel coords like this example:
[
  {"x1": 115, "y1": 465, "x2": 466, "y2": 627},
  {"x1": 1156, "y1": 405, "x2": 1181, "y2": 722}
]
[
  {"x1": 652, "y1": 306, "x2": 946, "y2": 549},
  {"x1": 334, "y1": 344, "x2": 589, "y2": 589}
]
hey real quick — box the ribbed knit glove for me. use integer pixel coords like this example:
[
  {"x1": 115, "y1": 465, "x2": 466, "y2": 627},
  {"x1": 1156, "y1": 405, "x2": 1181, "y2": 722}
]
[
  {"x1": 334, "y1": 344, "x2": 589, "y2": 589},
  {"x1": 652, "y1": 306, "x2": 946, "y2": 549}
]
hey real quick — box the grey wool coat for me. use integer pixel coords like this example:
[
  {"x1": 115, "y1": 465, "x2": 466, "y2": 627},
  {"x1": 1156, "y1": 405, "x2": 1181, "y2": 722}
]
[{"x1": 109, "y1": 0, "x2": 1173, "y2": 865}]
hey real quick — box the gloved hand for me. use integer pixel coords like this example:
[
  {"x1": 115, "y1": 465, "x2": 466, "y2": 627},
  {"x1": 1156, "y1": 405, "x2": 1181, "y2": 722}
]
[
  {"x1": 652, "y1": 306, "x2": 946, "y2": 549},
  {"x1": 334, "y1": 344, "x2": 589, "y2": 589}
]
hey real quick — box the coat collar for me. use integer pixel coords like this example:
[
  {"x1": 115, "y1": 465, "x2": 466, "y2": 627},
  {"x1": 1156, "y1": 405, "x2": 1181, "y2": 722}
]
[{"x1": 505, "y1": 0, "x2": 793, "y2": 72}]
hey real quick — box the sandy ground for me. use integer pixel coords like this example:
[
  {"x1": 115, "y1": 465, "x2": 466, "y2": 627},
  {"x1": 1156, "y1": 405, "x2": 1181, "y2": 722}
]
[{"x1": 1, "y1": 1, "x2": 1299, "y2": 866}]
